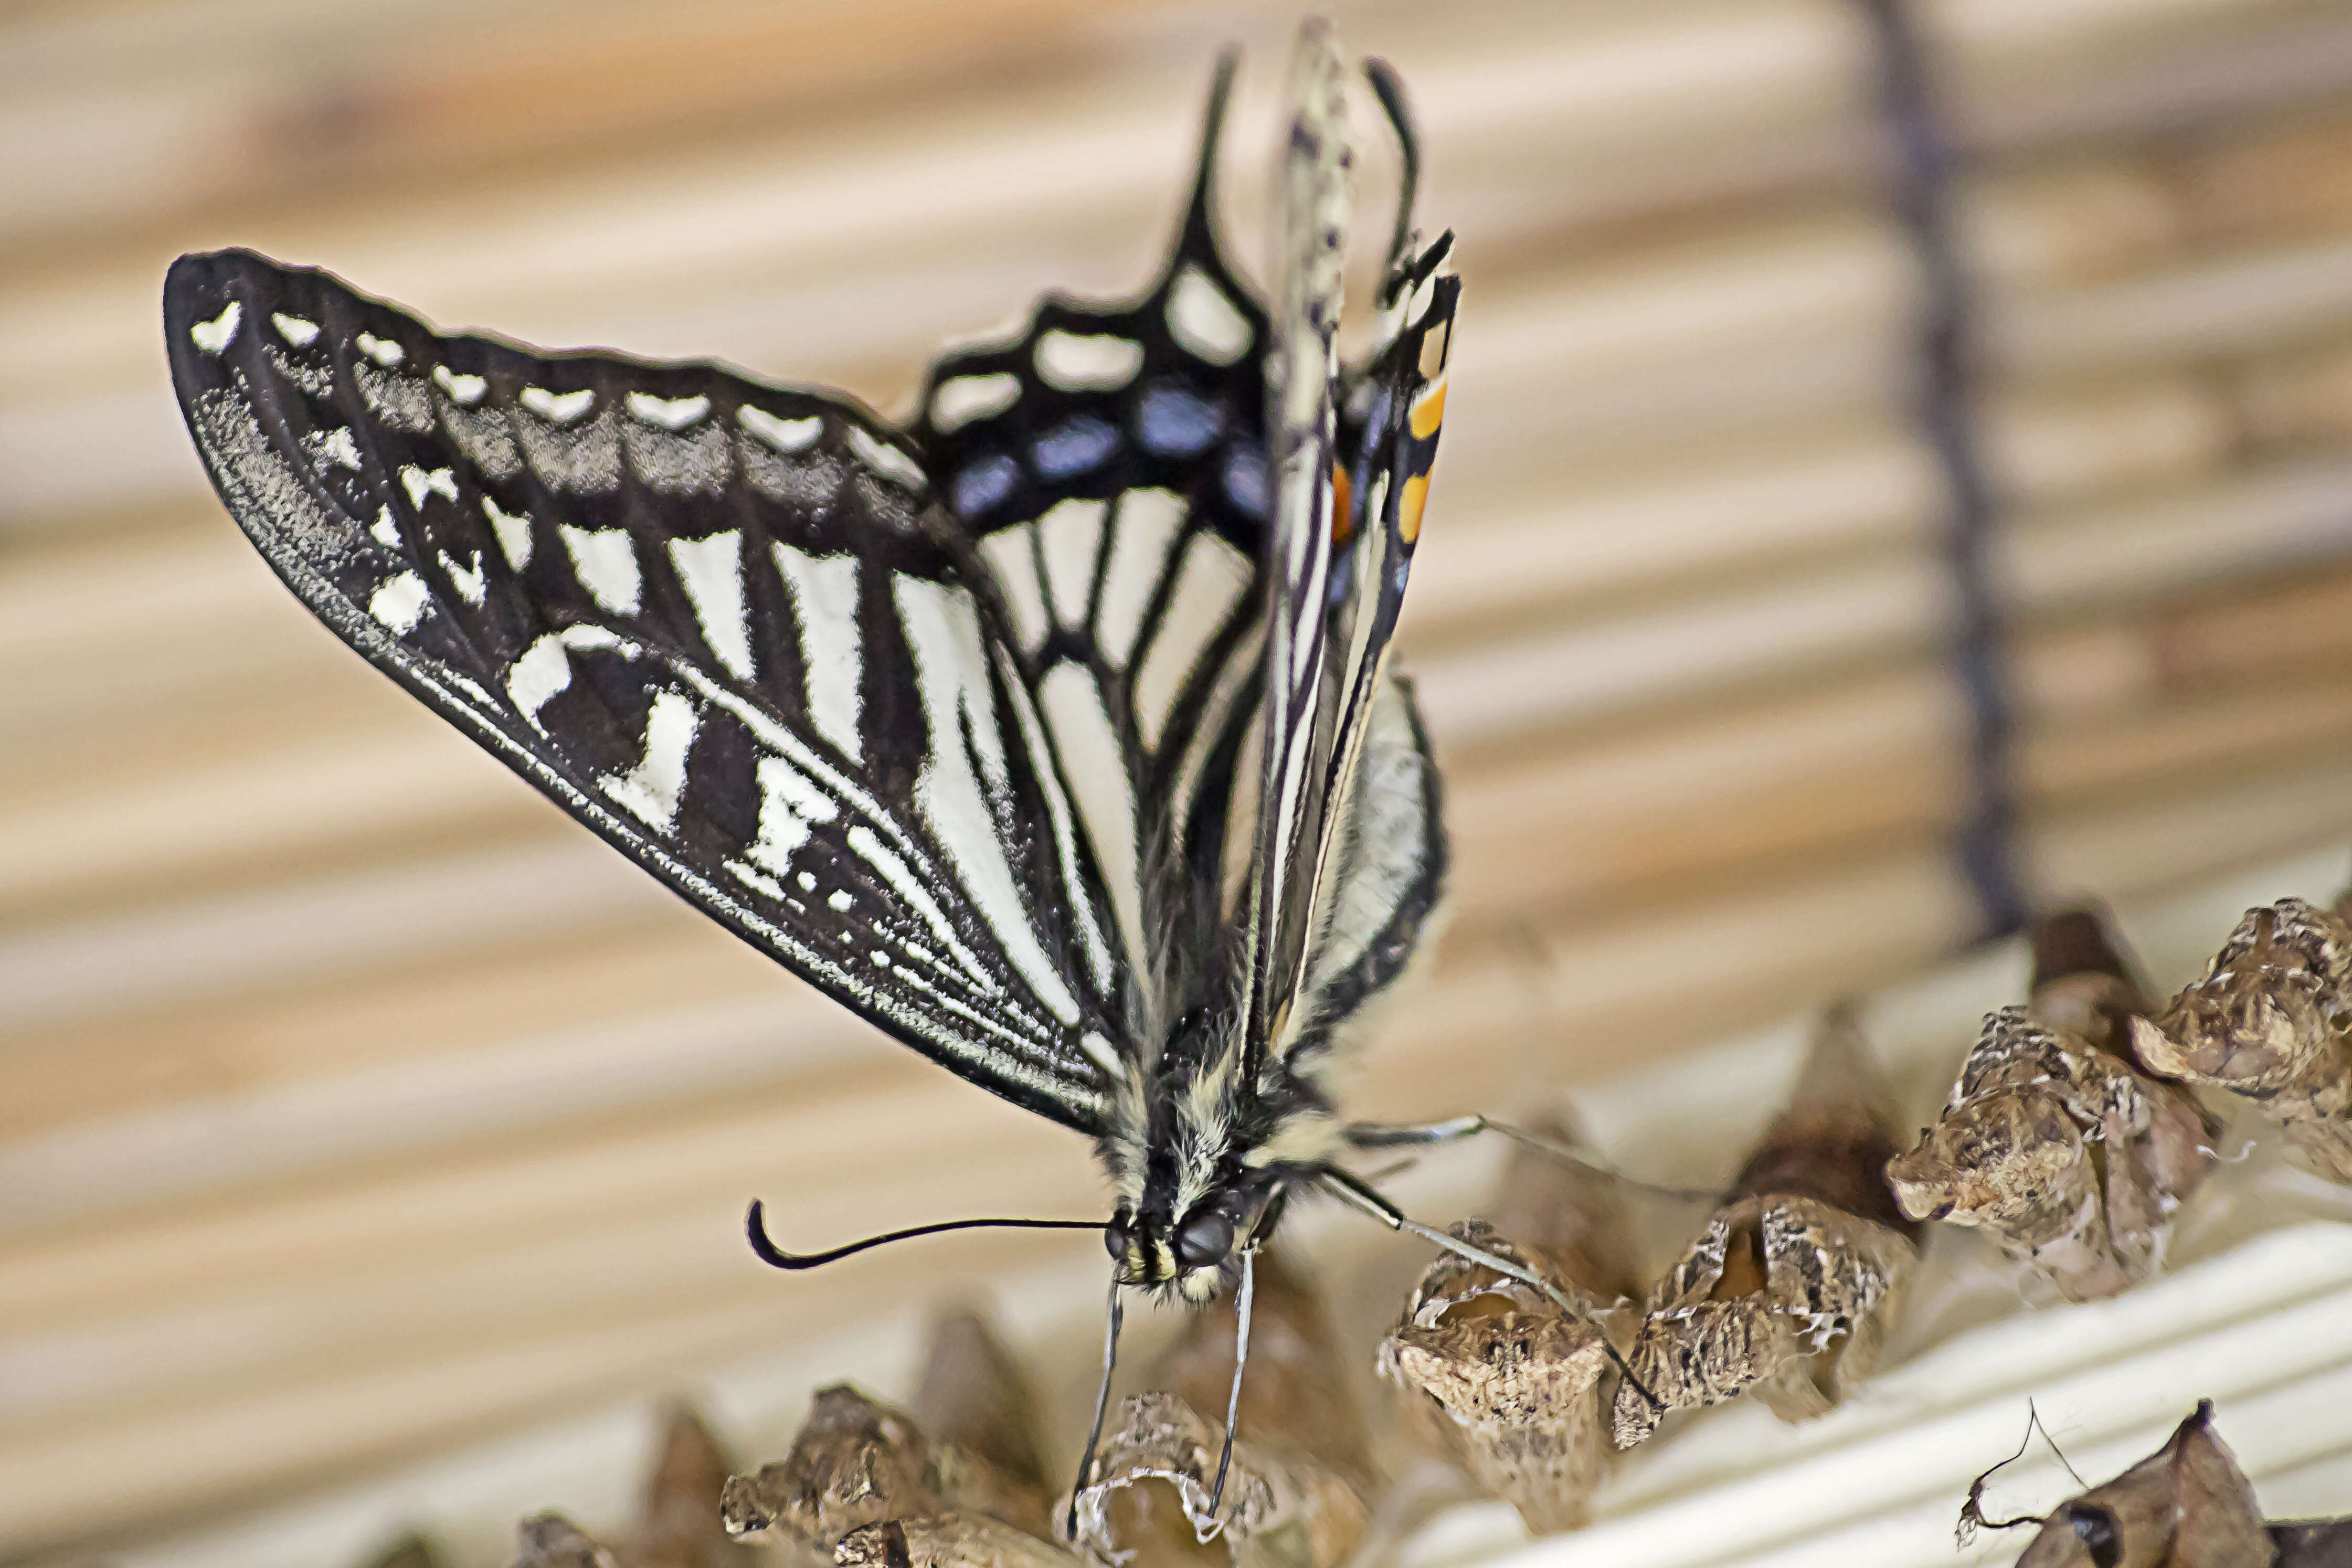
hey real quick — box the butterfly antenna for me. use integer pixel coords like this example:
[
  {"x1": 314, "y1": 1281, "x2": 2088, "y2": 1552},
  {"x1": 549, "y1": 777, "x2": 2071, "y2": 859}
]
[
  {"x1": 1201, "y1": 1246, "x2": 1256, "y2": 1535},
  {"x1": 1065, "y1": 1276, "x2": 1127, "y2": 1541},
  {"x1": 1363, "y1": 58, "x2": 1421, "y2": 273},
  {"x1": 1313, "y1": 1167, "x2": 1665, "y2": 1415},
  {"x1": 744, "y1": 1201, "x2": 1102, "y2": 1269}
]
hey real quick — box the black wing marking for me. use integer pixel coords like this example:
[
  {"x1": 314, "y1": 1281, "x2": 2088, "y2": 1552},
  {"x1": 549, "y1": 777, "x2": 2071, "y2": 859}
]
[
  {"x1": 912, "y1": 56, "x2": 1276, "y2": 1029},
  {"x1": 164, "y1": 249, "x2": 1129, "y2": 1134}
]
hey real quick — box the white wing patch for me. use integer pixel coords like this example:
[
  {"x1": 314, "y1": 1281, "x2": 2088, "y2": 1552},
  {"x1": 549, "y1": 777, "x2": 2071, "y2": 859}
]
[
  {"x1": 771, "y1": 543, "x2": 864, "y2": 762},
  {"x1": 598, "y1": 688, "x2": 700, "y2": 832},
  {"x1": 368, "y1": 572, "x2": 429, "y2": 634},
  {"x1": 484, "y1": 495, "x2": 534, "y2": 569},
  {"x1": 1040, "y1": 662, "x2": 1145, "y2": 973},
  {"x1": 440, "y1": 549, "x2": 488, "y2": 606},
  {"x1": 740, "y1": 405, "x2": 822, "y2": 453},
  {"x1": 433, "y1": 366, "x2": 488, "y2": 406},
  {"x1": 1039, "y1": 497, "x2": 1105, "y2": 631},
  {"x1": 399, "y1": 464, "x2": 459, "y2": 510},
  {"x1": 997, "y1": 651, "x2": 1119, "y2": 1001},
  {"x1": 1133, "y1": 530, "x2": 1249, "y2": 748},
  {"x1": 1036, "y1": 331, "x2": 1144, "y2": 391},
  {"x1": 894, "y1": 574, "x2": 1080, "y2": 1027},
  {"x1": 730, "y1": 754, "x2": 839, "y2": 884},
  {"x1": 190, "y1": 302, "x2": 242, "y2": 354},
  {"x1": 1175, "y1": 624, "x2": 1264, "y2": 857},
  {"x1": 669, "y1": 530, "x2": 756, "y2": 683},
  {"x1": 931, "y1": 374, "x2": 1021, "y2": 432},
  {"x1": 845, "y1": 426, "x2": 926, "y2": 491},
  {"x1": 1096, "y1": 489, "x2": 1186, "y2": 668},
  {"x1": 560, "y1": 524, "x2": 643, "y2": 616},
  {"x1": 1303, "y1": 677, "x2": 1430, "y2": 997},
  {"x1": 508, "y1": 624, "x2": 622, "y2": 722},
  {"x1": 521, "y1": 386, "x2": 596, "y2": 424},
  {"x1": 356, "y1": 331, "x2": 404, "y2": 366},
  {"x1": 271, "y1": 312, "x2": 320, "y2": 346},
  {"x1": 977, "y1": 523, "x2": 1050, "y2": 657},
  {"x1": 842, "y1": 822, "x2": 999, "y2": 995},
  {"x1": 626, "y1": 391, "x2": 711, "y2": 430},
  {"x1": 316, "y1": 426, "x2": 363, "y2": 471},
  {"x1": 1166, "y1": 267, "x2": 1251, "y2": 364}
]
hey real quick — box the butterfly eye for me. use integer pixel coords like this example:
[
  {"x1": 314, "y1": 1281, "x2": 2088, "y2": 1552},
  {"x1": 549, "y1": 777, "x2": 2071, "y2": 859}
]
[
  {"x1": 1173, "y1": 1209, "x2": 1235, "y2": 1269},
  {"x1": 1103, "y1": 1215, "x2": 1129, "y2": 1263}
]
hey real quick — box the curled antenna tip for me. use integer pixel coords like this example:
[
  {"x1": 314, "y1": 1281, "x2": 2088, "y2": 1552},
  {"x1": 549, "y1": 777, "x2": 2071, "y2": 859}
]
[{"x1": 745, "y1": 1199, "x2": 799, "y2": 1268}]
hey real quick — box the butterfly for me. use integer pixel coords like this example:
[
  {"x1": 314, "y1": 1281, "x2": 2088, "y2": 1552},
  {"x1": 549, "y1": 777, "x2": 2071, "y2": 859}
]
[{"x1": 164, "y1": 24, "x2": 1608, "y2": 1531}]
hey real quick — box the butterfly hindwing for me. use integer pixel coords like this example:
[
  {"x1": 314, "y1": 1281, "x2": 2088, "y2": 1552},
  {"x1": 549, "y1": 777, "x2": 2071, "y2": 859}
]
[
  {"x1": 165, "y1": 248, "x2": 1130, "y2": 1133},
  {"x1": 1289, "y1": 256, "x2": 1459, "y2": 1034},
  {"x1": 913, "y1": 60, "x2": 1280, "y2": 1021}
]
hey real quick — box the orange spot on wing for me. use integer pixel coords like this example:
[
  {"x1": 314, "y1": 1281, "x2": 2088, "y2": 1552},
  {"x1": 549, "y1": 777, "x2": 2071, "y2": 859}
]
[
  {"x1": 1330, "y1": 462, "x2": 1353, "y2": 544},
  {"x1": 1400, "y1": 474, "x2": 1429, "y2": 544},
  {"x1": 1408, "y1": 380, "x2": 1447, "y2": 441}
]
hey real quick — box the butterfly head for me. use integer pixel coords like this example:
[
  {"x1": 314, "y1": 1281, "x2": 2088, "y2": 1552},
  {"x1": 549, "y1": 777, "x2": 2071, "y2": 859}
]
[{"x1": 1102, "y1": 1181, "x2": 1275, "y2": 1302}]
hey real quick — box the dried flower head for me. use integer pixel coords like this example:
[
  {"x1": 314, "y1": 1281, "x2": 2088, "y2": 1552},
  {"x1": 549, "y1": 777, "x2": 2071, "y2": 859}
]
[
  {"x1": 1613, "y1": 1008, "x2": 1919, "y2": 1447},
  {"x1": 1889, "y1": 1005, "x2": 2216, "y2": 1301},
  {"x1": 2134, "y1": 895, "x2": 2352, "y2": 1185}
]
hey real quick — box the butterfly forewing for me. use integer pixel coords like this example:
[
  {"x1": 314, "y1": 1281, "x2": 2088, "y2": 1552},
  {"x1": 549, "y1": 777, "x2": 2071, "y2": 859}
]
[
  {"x1": 1242, "y1": 26, "x2": 1461, "y2": 1066},
  {"x1": 166, "y1": 248, "x2": 1128, "y2": 1132}
]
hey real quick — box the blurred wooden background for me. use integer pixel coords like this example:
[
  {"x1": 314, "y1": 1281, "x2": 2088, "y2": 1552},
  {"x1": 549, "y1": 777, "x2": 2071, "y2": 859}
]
[{"x1": 10, "y1": 0, "x2": 2352, "y2": 1558}]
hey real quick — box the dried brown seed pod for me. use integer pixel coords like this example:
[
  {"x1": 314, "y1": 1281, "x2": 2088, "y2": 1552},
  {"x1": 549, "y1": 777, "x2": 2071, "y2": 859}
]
[
  {"x1": 357, "y1": 1534, "x2": 444, "y2": 1568},
  {"x1": 1889, "y1": 1000, "x2": 2217, "y2": 1302},
  {"x1": 1376, "y1": 1113, "x2": 1639, "y2": 1531},
  {"x1": 1067, "y1": 1249, "x2": 1371, "y2": 1568},
  {"x1": 512, "y1": 1515, "x2": 622, "y2": 1568},
  {"x1": 724, "y1": 1310, "x2": 1066, "y2": 1564},
  {"x1": 1613, "y1": 1008, "x2": 1920, "y2": 1448},
  {"x1": 835, "y1": 1515, "x2": 1084, "y2": 1568},
  {"x1": 635, "y1": 1404, "x2": 761, "y2": 1568},
  {"x1": 2028, "y1": 905, "x2": 2155, "y2": 1060},
  {"x1": 2133, "y1": 894, "x2": 2352, "y2": 1185},
  {"x1": 2008, "y1": 1403, "x2": 2282, "y2": 1567},
  {"x1": 911, "y1": 1308, "x2": 1057, "y2": 1540},
  {"x1": 721, "y1": 1387, "x2": 953, "y2": 1556}
]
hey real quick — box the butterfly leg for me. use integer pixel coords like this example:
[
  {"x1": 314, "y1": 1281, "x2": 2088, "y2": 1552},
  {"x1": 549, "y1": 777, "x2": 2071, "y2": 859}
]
[
  {"x1": 1343, "y1": 1113, "x2": 1488, "y2": 1148},
  {"x1": 1346, "y1": 1114, "x2": 1612, "y2": 1176},
  {"x1": 1312, "y1": 1164, "x2": 1665, "y2": 1415},
  {"x1": 1065, "y1": 1276, "x2": 1126, "y2": 1542},
  {"x1": 1344, "y1": 1116, "x2": 1718, "y2": 1201},
  {"x1": 1200, "y1": 1246, "x2": 1255, "y2": 1538}
]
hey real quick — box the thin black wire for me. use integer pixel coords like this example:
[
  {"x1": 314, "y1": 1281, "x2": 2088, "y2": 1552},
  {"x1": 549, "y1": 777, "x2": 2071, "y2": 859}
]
[{"x1": 1859, "y1": 0, "x2": 2031, "y2": 940}]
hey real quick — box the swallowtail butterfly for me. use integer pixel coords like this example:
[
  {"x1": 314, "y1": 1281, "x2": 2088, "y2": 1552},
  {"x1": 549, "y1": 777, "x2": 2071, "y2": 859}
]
[{"x1": 165, "y1": 25, "x2": 1577, "y2": 1524}]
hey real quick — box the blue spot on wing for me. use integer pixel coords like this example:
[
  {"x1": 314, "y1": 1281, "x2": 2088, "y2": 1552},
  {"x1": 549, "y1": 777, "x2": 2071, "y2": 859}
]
[
  {"x1": 952, "y1": 454, "x2": 1020, "y2": 518},
  {"x1": 1137, "y1": 382, "x2": 1222, "y2": 456},
  {"x1": 1223, "y1": 444, "x2": 1268, "y2": 518},
  {"x1": 1034, "y1": 416, "x2": 1118, "y2": 479}
]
